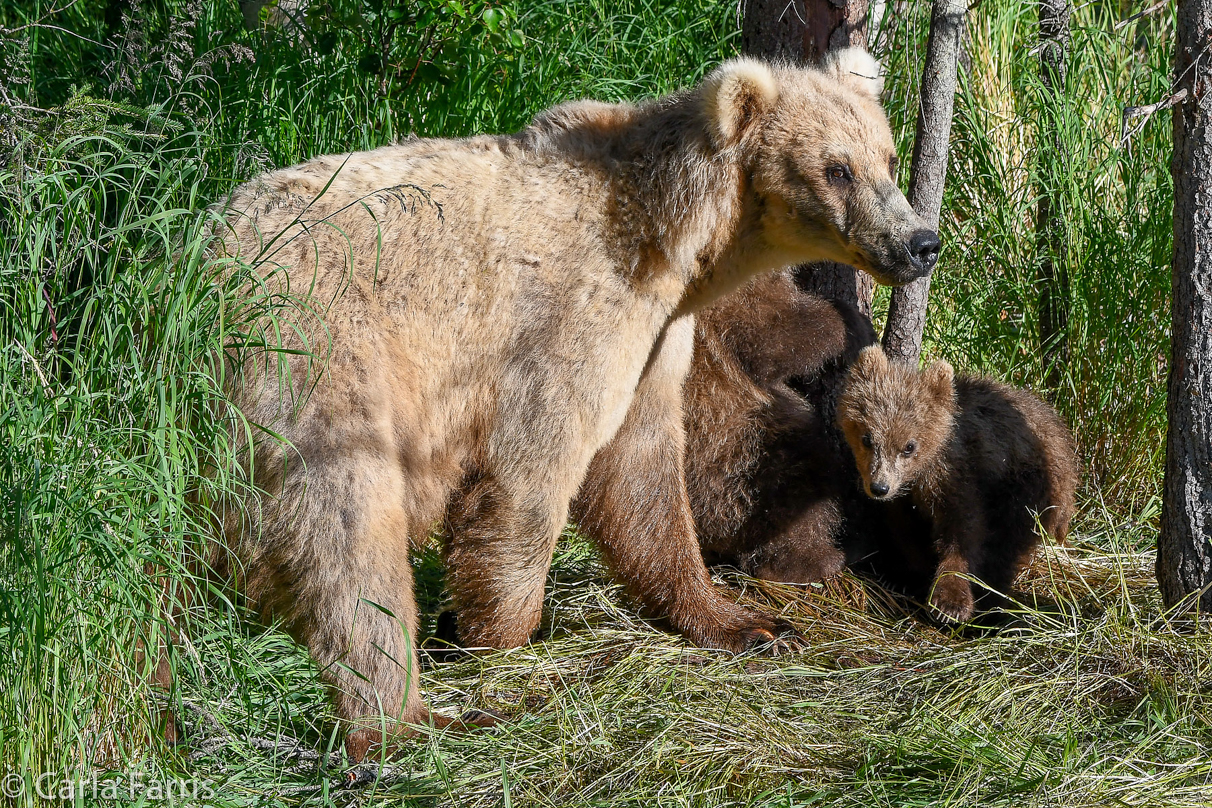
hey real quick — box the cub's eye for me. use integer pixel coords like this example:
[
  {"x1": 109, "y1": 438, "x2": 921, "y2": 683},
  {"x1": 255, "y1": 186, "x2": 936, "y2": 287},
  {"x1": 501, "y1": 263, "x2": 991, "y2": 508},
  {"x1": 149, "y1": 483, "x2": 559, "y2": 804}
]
[
  {"x1": 827, "y1": 164, "x2": 854, "y2": 185},
  {"x1": 861, "y1": 432, "x2": 873, "y2": 449},
  {"x1": 901, "y1": 440, "x2": 917, "y2": 457},
  {"x1": 888, "y1": 155, "x2": 899, "y2": 177}
]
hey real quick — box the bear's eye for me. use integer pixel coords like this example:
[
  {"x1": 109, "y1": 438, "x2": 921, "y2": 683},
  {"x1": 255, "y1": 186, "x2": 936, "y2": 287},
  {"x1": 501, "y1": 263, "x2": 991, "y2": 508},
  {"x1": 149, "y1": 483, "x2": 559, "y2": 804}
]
[
  {"x1": 861, "y1": 432, "x2": 873, "y2": 449},
  {"x1": 888, "y1": 155, "x2": 899, "y2": 178},
  {"x1": 827, "y1": 164, "x2": 853, "y2": 185},
  {"x1": 902, "y1": 440, "x2": 917, "y2": 457}
]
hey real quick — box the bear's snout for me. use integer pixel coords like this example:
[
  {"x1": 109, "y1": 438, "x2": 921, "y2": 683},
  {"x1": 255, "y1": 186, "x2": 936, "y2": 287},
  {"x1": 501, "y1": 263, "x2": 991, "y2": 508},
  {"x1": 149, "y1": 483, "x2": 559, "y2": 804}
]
[
  {"x1": 906, "y1": 229, "x2": 940, "y2": 275},
  {"x1": 868, "y1": 480, "x2": 891, "y2": 498}
]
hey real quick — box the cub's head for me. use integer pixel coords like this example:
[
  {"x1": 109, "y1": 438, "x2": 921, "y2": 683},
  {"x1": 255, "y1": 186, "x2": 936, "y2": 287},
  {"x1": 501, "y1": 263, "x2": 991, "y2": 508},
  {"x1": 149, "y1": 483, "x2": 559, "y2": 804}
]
[
  {"x1": 836, "y1": 347, "x2": 955, "y2": 500},
  {"x1": 701, "y1": 49, "x2": 939, "y2": 286}
]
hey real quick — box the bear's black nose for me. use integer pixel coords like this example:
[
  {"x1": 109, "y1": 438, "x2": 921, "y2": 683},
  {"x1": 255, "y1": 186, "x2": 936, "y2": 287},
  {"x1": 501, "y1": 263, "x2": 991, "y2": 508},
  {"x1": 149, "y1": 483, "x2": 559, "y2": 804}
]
[
  {"x1": 906, "y1": 229, "x2": 940, "y2": 274},
  {"x1": 870, "y1": 481, "x2": 890, "y2": 498}
]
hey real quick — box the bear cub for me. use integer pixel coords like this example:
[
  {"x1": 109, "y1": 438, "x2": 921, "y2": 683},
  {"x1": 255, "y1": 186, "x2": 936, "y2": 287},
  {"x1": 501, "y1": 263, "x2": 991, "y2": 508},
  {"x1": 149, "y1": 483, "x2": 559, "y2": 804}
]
[
  {"x1": 836, "y1": 346, "x2": 1079, "y2": 622},
  {"x1": 685, "y1": 270, "x2": 881, "y2": 584}
]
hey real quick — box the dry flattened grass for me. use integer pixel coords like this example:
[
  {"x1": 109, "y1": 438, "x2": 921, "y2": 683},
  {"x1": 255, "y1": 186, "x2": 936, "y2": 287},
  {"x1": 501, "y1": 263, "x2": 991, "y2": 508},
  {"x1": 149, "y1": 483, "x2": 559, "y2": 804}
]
[{"x1": 177, "y1": 514, "x2": 1212, "y2": 807}]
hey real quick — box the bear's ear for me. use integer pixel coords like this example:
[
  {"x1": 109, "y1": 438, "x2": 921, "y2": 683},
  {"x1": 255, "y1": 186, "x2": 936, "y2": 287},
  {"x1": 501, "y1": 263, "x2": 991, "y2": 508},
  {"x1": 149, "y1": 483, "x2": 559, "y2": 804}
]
[
  {"x1": 702, "y1": 58, "x2": 779, "y2": 148},
  {"x1": 849, "y1": 345, "x2": 889, "y2": 383},
  {"x1": 823, "y1": 47, "x2": 884, "y2": 101},
  {"x1": 856, "y1": 345, "x2": 889, "y2": 373},
  {"x1": 922, "y1": 360, "x2": 954, "y2": 403}
]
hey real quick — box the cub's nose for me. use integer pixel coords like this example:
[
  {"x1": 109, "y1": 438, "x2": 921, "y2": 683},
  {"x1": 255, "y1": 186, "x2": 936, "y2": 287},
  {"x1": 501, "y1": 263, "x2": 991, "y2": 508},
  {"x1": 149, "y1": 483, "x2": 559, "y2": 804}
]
[
  {"x1": 906, "y1": 229, "x2": 941, "y2": 274},
  {"x1": 869, "y1": 481, "x2": 890, "y2": 498}
]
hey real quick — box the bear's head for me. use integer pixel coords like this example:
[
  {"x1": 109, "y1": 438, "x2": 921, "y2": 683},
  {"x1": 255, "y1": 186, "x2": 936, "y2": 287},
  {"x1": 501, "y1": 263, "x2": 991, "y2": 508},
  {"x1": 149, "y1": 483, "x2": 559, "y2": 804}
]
[
  {"x1": 702, "y1": 49, "x2": 939, "y2": 287},
  {"x1": 836, "y1": 346, "x2": 956, "y2": 500}
]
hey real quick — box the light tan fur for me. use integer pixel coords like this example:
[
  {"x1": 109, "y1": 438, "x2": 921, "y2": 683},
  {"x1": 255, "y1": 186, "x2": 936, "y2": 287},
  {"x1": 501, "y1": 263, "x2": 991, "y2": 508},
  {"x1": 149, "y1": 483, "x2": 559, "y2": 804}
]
[
  {"x1": 209, "y1": 51, "x2": 936, "y2": 757},
  {"x1": 822, "y1": 47, "x2": 884, "y2": 98}
]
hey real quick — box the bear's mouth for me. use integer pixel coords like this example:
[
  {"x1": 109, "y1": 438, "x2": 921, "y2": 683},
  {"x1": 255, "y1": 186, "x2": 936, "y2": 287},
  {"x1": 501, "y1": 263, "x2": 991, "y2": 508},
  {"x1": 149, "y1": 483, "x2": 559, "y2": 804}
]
[{"x1": 853, "y1": 240, "x2": 934, "y2": 287}]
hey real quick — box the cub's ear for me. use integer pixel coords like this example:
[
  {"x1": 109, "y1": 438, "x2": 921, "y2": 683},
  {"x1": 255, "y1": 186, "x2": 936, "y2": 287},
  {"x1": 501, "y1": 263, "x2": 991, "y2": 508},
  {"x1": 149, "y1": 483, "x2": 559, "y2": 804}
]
[
  {"x1": 922, "y1": 360, "x2": 955, "y2": 402},
  {"x1": 702, "y1": 58, "x2": 779, "y2": 148},
  {"x1": 853, "y1": 345, "x2": 890, "y2": 377},
  {"x1": 823, "y1": 47, "x2": 884, "y2": 100}
]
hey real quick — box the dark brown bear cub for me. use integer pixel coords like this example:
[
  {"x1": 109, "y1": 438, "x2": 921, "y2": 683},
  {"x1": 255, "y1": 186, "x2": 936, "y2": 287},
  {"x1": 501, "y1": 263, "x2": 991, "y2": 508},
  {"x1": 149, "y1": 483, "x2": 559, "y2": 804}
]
[
  {"x1": 684, "y1": 270, "x2": 879, "y2": 584},
  {"x1": 836, "y1": 346, "x2": 1079, "y2": 622}
]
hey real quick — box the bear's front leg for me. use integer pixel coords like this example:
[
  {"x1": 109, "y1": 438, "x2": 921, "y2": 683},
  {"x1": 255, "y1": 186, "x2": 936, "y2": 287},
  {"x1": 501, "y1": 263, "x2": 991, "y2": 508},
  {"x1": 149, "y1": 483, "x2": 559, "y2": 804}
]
[
  {"x1": 925, "y1": 502, "x2": 987, "y2": 623},
  {"x1": 574, "y1": 317, "x2": 799, "y2": 653}
]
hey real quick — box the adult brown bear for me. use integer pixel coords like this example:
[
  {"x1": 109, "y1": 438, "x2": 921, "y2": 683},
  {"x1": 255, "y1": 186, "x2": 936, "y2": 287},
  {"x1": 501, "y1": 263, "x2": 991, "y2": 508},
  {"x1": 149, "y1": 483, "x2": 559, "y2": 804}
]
[{"x1": 210, "y1": 48, "x2": 937, "y2": 758}]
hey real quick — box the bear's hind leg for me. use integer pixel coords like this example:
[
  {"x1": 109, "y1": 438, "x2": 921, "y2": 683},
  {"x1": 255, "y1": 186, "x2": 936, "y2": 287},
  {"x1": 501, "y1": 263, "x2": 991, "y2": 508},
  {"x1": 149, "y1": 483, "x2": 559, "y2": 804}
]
[
  {"x1": 257, "y1": 455, "x2": 437, "y2": 762},
  {"x1": 442, "y1": 473, "x2": 569, "y2": 648},
  {"x1": 299, "y1": 504, "x2": 429, "y2": 760}
]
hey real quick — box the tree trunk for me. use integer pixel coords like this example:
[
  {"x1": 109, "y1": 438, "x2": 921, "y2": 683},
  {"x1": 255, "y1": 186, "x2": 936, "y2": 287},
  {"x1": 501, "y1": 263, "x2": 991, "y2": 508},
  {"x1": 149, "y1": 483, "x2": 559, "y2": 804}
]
[
  {"x1": 741, "y1": 0, "x2": 874, "y2": 318},
  {"x1": 741, "y1": 0, "x2": 808, "y2": 61},
  {"x1": 1037, "y1": 0, "x2": 1071, "y2": 389},
  {"x1": 741, "y1": 0, "x2": 874, "y2": 66},
  {"x1": 1158, "y1": 0, "x2": 1212, "y2": 616},
  {"x1": 800, "y1": 0, "x2": 872, "y2": 63},
  {"x1": 881, "y1": 0, "x2": 966, "y2": 363}
]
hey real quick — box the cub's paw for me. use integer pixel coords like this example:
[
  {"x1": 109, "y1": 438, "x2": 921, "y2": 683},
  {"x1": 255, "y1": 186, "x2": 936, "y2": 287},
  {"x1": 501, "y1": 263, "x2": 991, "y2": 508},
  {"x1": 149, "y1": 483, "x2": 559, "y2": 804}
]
[
  {"x1": 929, "y1": 574, "x2": 975, "y2": 624},
  {"x1": 455, "y1": 707, "x2": 507, "y2": 729}
]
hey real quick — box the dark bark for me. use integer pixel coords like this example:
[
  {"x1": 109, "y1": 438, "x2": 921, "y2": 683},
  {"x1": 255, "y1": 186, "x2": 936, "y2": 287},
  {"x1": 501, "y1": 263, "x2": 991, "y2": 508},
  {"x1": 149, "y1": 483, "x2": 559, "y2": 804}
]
[
  {"x1": 1037, "y1": 0, "x2": 1071, "y2": 389},
  {"x1": 792, "y1": 262, "x2": 873, "y2": 320},
  {"x1": 800, "y1": 0, "x2": 871, "y2": 62},
  {"x1": 741, "y1": 0, "x2": 874, "y2": 318},
  {"x1": 741, "y1": 0, "x2": 873, "y2": 63},
  {"x1": 240, "y1": 0, "x2": 265, "y2": 29},
  {"x1": 881, "y1": 0, "x2": 966, "y2": 363},
  {"x1": 1159, "y1": 0, "x2": 1212, "y2": 615},
  {"x1": 741, "y1": 0, "x2": 808, "y2": 61}
]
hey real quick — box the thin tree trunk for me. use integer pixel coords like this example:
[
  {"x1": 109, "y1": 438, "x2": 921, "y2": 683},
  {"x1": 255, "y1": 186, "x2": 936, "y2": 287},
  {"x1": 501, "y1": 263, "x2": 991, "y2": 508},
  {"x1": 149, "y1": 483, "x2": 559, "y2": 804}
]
[
  {"x1": 1037, "y1": 0, "x2": 1071, "y2": 389},
  {"x1": 1158, "y1": 0, "x2": 1212, "y2": 615},
  {"x1": 741, "y1": 0, "x2": 875, "y2": 318},
  {"x1": 881, "y1": 0, "x2": 966, "y2": 363}
]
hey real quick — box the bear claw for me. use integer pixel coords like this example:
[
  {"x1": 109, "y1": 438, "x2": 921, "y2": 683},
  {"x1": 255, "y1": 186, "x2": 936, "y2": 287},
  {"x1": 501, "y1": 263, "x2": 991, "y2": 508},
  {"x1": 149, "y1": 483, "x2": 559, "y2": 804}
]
[
  {"x1": 739, "y1": 619, "x2": 803, "y2": 655},
  {"x1": 457, "y1": 708, "x2": 506, "y2": 728},
  {"x1": 929, "y1": 578, "x2": 975, "y2": 624}
]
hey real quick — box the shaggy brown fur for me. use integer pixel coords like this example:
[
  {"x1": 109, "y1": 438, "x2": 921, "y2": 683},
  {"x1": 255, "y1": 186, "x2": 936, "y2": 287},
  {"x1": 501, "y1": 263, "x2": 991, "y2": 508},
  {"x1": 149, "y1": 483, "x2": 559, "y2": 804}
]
[
  {"x1": 836, "y1": 347, "x2": 1080, "y2": 622},
  {"x1": 680, "y1": 271, "x2": 930, "y2": 591},
  {"x1": 683, "y1": 270, "x2": 876, "y2": 582},
  {"x1": 206, "y1": 48, "x2": 939, "y2": 758}
]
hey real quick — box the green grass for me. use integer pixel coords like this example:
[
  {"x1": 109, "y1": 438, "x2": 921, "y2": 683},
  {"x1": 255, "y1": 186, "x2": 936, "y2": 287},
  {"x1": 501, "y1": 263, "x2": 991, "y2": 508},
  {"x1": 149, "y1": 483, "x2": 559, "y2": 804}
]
[
  {"x1": 876, "y1": 0, "x2": 1173, "y2": 514},
  {"x1": 0, "y1": 0, "x2": 1200, "y2": 805}
]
